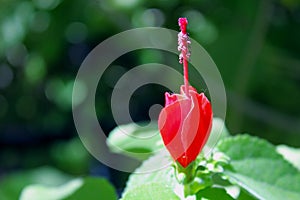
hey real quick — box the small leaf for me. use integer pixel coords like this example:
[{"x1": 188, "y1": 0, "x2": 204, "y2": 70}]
[
  {"x1": 107, "y1": 122, "x2": 163, "y2": 160},
  {"x1": 196, "y1": 187, "x2": 234, "y2": 200},
  {"x1": 277, "y1": 145, "x2": 300, "y2": 171},
  {"x1": 122, "y1": 183, "x2": 180, "y2": 200},
  {"x1": 217, "y1": 135, "x2": 300, "y2": 200},
  {"x1": 20, "y1": 177, "x2": 117, "y2": 200}
]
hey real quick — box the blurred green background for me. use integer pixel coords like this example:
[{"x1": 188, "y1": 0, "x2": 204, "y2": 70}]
[{"x1": 0, "y1": 0, "x2": 300, "y2": 199}]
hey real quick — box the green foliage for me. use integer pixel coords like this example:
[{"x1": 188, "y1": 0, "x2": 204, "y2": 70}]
[
  {"x1": 107, "y1": 122, "x2": 163, "y2": 160},
  {"x1": 123, "y1": 151, "x2": 176, "y2": 196},
  {"x1": 20, "y1": 177, "x2": 117, "y2": 200},
  {"x1": 122, "y1": 183, "x2": 180, "y2": 200},
  {"x1": 0, "y1": 167, "x2": 72, "y2": 200},
  {"x1": 217, "y1": 135, "x2": 300, "y2": 200},
  {"x1": 0, "y1": 167, "x2": 117, "y2": 200},
  {"x1": 20, "y1": 179, "x2": 83, "y2": 200},
  {"x1": 121, "y1": 149, "x2": 232, "y2": 199},
  {"x1": 111, "y1": 119, "x2": 300, "y2": 200},
  {"x1": 277, "y1": 145, "x2": 300, "y2": 171},
  {"x1": 1, "y1": 119, "x2": 299, "y2": 200},
  {"x1": 196, "y1": 187, "x2": 234, "y2": 200}
]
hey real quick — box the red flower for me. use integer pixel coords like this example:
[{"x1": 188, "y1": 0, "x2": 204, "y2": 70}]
[
  {"x1": 158, "y1": 18, "x2": 213, "y2": 168},
  {"x1": 158, "y1": 86, "x2": 212, "y2": 167}
]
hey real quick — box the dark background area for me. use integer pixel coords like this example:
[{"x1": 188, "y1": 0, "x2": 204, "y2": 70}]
[{"x1": 0, "y1": 0, "x2": 299, "y2": 199}]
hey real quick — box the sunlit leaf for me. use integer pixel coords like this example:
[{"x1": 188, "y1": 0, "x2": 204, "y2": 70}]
[
  {"x1": 122, "y1": 183, "x2": 180, "y2": 200},
  {"x1": 0, "y1": 167, "x2": 72, "y2": 200},
  {"x1": 217, "y1": 135, "x2": 300, "y2": 200},
  {"x1": 20, "y1": 177, "x2": 117, "y2": 200},
  {"x1": 277, "y1": 145, "x2": 300, "y2": 171}
]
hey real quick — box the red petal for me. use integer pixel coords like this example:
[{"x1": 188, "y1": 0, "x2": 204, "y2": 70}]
[
  {"x1": 158, "y1": 98, "x2": 191, "y2": 161},
  {"x1": 177, "y1": 91, "x2": 212, "y2": 167},
  {"x1": 165, "y1": 92, "x2": 179, "y2": 106}
]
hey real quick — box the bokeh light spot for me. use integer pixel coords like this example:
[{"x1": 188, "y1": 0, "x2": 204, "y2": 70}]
[
  {"x1": 132, "y1": 8, "x2": 165, "y2": 27},
  {"x1": 2, "y1": 17, "x2": 25, "y2": 47},
  {"x1": 113, "y1": 0, "x2": 141, "y2": 9},
  {"x1": 33, "y1": 0, "x2": 61, "y2": 10},
  {"x1": 30, "y1": 11, "x2": 51, "y2": 32},
  {"x1": 45, "y1": 78, "x2": 64, "y2": 102},
  {"x1": 45, "y1": 78, "x2": 73, "y2": 110},
  {"x1": 183, "y1": 10, "x2": 218, "y2": 44},
  {"x1": 5, "y1": 43, "x2": 28, "y2": 67},
  {"x1": 25, "y1": 54, "x2": 47, "y2": 83},
  {"x1": 1, "y1": 2, "x2": 34, "y2": 46}
]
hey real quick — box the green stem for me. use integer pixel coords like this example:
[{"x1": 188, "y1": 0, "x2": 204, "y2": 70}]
[{"x1": 175, "y1": 161, "x2": 197, "y2": 184}]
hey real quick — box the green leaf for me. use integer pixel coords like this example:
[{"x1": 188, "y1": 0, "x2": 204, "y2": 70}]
[
  {"x1": 277, "y1": 145, "x2": 300, "y2": 171},
  {"x1": 217, "y1": 135, "x2": 300, "y2": 200},
  {"x1": 122, "y1": 151, "x2": 217, "y2": 199},
  {"x1": 107, "y1": 122, "x2": 163, "y2": 160},
  {"x1": 65, "y1": 177, "x2": 117, "y2": 200},
  {"x1": 237, "y1": 188, "x2": 257, "y2": 200},
  {"x1": 123, "y1": 150, "x2": 176, "y2": 195},
  {"x1": 120, "y1": 118, "x2": 231, "y2": 198},
  {"x1": 20, "y1": 179, "x2": 83, "y2": 200},
  {"x1": 20, "y1": 177, "x2": 117, "y2": 200},
  {"x1": 196, "y1": 187, "x2": 234, "y2": 200},
  {"x1": 122, "y1": 183, "x2": 180, "y2": 200},
  {"x1": 0, "y1": 166, "x2": 72, "y2": 200}
]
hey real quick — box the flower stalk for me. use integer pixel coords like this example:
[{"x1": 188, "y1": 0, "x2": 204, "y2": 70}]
[
  {"x1": 178, "y1": 18, "x2": 191, "y2": 96},
  {"x1": 158, "y1": 17, "x2": 213, "y2": 169}
]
